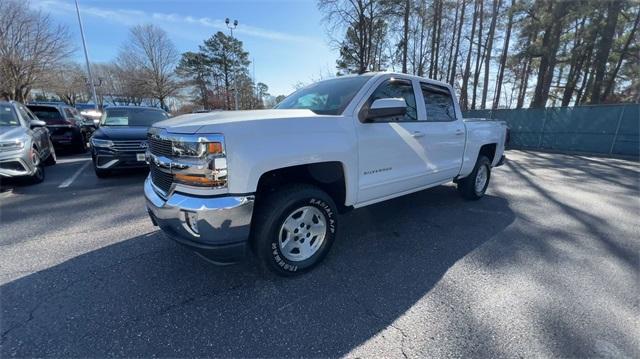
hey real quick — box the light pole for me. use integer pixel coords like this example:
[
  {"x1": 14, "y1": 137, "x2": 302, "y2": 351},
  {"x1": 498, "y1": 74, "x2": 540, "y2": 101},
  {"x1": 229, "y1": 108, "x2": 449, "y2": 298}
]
[
  {"x1": 74, "y1": 0, "x2": 98, "y2": 110},
  {"x1": 225, "y1": 18, "x2": 239, "y2": 111}
]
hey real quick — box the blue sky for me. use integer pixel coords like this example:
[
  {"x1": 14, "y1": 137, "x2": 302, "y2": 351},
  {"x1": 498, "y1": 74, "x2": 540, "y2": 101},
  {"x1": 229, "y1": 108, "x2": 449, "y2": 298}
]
[{"x1": 30, "y1": 0, "x2": 338, "y2": 96}]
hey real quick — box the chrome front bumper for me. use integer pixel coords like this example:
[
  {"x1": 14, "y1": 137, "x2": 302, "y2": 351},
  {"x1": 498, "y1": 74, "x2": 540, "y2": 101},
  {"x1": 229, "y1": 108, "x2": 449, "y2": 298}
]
[{"x1": 144, "y1": 176, "x2": 255, "y2": 263}]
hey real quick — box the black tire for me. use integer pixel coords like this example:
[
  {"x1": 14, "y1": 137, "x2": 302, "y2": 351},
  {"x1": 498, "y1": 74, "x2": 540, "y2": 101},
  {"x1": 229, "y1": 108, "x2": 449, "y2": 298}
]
[
  {"x1": 76, "y1": 131, "x2": 88, "y2": 153},
  {"x1": 94, "y1": 163, "x2": 111, "y2": 178},
  {"x1": 457, "y1": 155, "x2": 491, "y2": 200},
  {"x1": 252, "y1": 184, "x2": 338, "y2": 276},
  {"x1": 44, "y1": 140, "x2": 57, "y2": 166}
]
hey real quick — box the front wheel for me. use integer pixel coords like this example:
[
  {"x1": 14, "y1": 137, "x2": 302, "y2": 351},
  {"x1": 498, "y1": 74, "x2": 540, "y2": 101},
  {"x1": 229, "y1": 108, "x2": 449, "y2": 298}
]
[
  {"x1": 93, "y1": 161, "x2": 111, "y2": 178},
  {"x1": 27, "y1": 149, "x2": 45, "y2": 184},
  {"x1": 252, "y1": 184, "x2": 338, "y2": 276},
  {"x1": 457, "y1": 155, "x2": 491, "y2": 200}
]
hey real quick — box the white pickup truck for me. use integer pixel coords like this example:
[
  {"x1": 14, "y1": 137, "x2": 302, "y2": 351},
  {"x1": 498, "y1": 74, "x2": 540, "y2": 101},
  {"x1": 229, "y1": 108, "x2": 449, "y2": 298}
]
[{"x1": 144, "y1": 72, "x2": 507, "y2": 276}]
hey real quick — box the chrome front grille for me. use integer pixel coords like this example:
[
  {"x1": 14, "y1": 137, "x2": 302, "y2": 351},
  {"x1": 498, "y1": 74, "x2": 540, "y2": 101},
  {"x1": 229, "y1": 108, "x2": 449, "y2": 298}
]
[
  {"x1": 112, "y1": 140, "x2": 147, "y2": 152},
  {"x1": 150, "y1": 165, "x2": 173, "y2": 195},
  {"x1": 147, "y1": 134, "x2": 173, "y2": 157}
]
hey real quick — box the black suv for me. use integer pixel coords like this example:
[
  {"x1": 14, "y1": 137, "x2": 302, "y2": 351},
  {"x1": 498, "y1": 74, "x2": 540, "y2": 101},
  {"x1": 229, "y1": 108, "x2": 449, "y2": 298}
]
[
  {"x1": 27, "y1": 104, "x2": 92, "y2": 152},
  {"x1": 90, "y1": 106, "x2": 169, "y2": 178}
]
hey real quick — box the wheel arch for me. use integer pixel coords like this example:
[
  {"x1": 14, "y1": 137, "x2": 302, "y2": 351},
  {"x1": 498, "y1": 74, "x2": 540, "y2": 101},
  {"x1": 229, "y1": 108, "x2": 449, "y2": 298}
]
[
  {"x1": 458, "y1": 142, "x2": 498, "y2": 179},
  {"x1": 478, "y1": 143, "x2": 497, "y2": 163},
  {"x1": 254, "y1": 161, "x2": 352, "y2": 213}
]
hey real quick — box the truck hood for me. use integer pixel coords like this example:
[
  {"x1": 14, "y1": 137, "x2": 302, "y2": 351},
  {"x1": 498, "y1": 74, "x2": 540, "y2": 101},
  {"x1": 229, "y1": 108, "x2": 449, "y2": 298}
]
[
  {"x1": 154, "y1": 109, "x2": 319, "y2": 134},
  {"x1": 0, "y1": 126, "x2": 28, "y2": 141}
]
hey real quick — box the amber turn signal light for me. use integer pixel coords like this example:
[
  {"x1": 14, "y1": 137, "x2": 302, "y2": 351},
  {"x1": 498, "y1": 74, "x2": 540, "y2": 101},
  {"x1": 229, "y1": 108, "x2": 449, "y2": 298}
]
[
  {"x1": 174, "y1": 173, "x2": 225, "y2": 187},
  {"x1": 207, "y1": 142, "x2": 223, "y2": 154}
]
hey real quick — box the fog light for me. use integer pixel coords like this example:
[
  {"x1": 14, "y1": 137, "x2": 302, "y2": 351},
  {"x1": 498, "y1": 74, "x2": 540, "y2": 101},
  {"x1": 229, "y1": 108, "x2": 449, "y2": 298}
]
[{"x1": 184, "y1": 211, "x2": 199, "y2": 235}]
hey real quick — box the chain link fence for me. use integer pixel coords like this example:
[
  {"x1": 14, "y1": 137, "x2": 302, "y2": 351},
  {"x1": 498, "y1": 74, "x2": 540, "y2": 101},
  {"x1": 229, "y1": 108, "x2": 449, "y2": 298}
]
[{"x1": 464, "y1": 104, "x2": 639, "y2": 157}]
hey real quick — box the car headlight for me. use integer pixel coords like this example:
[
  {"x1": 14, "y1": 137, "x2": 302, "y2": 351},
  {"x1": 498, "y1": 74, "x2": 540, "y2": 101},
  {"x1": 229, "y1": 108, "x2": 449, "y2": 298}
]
[
  {"x1": 0, "y1": 140, "x2": 25, "y2": 152},
  {"x1": 91, "y1": 138, "x2": 113, "y2": 148}
]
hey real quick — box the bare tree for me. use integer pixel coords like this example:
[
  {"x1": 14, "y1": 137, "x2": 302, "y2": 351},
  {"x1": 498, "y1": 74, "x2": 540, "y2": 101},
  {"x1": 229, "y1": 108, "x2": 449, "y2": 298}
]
[
  {"x1": 480, "y1": 0, "x2": 499, "y2": 109},
  {"x1": 319, "y1": 0, "x2": 390, "y2": 74},
  {"x1": 46, "y1": 62, "x2": 87, "y2": 106},
  {"x1": 117, "y1": 24, "x2": 180, "y2": 109},
  {"x1": 0, "y1": 0, "x2": 72, "y2": 101},
  {"x1": 460, "y1": 0, "x2": 479, "y2": 110},
  {"x1": 589, "y1": 0, "x2": 624, "y2": 104},
  {"x1": 493, "y1": 0, "x2": 514, "y2": 109}
]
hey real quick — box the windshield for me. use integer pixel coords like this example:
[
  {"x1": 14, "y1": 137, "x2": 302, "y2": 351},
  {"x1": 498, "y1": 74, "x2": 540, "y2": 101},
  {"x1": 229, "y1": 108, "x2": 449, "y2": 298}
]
[
  {"x1": 276, "y1": 75, "x2": 373, "y2": 115},
  {"x1": 0, "y1": 104, "x2": 19, "y2": 126},
  {"x1": 101, "y1": 108, "x2": 168, "y2": 127},
  {"x1": 27, "y1": 106, "x2": 63, "y2": 124}
]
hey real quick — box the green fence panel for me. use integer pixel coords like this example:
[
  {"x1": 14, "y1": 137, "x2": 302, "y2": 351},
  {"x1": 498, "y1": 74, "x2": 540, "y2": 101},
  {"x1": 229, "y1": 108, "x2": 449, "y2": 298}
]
[
  {"x1": 612, "y1": 104, "x2": 639, "y2": 156},
  {"x1": 495, "y1": 108, "x2": 546, "y2": 148},
  {"x1": 464, "y1": 109, "x2": 492, "y2": 119},
  {"x1": 541, "y1": 106, "x2": 622, "y2": 153},
  {"x1": 463, "y1": 104, "x2": 640, "y2": 157}
]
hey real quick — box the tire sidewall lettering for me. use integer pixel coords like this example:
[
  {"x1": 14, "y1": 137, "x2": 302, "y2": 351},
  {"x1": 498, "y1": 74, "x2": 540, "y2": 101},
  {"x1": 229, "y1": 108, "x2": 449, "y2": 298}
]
[
  {"x1": 269, "y1": 196, "x2": 336, "y2": 272},
  {"x1": 309, "y1": 198, "x2": 335, "y2": 234}
]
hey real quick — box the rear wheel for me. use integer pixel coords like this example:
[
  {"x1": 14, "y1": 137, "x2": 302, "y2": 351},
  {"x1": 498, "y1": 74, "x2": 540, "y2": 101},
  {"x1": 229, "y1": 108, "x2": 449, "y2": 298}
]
[
  {"x1": 457, "y1": 155, "x2": 491, "y2": 200},
  {"x1": 76, "y1": 131, "x2": 88, "y2": 153},
  {"x1": 252, "y1": 184, "x2": 338, "y2": 276}
]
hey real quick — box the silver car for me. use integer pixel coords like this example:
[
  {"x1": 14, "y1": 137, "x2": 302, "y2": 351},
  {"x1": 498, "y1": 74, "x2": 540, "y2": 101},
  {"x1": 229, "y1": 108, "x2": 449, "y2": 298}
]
[{"x1": 0, "y1": 101, "x2": 56, "y2": 183}]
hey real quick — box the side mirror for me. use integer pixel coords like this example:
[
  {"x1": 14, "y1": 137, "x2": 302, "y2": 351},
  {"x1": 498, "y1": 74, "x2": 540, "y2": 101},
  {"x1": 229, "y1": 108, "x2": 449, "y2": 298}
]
[
  {"x1": 365, "y1": 98, "x2": 407, "y2": 122},
  {"x1": 30, "y1": 119, "x2": 46, "y2": 128}
]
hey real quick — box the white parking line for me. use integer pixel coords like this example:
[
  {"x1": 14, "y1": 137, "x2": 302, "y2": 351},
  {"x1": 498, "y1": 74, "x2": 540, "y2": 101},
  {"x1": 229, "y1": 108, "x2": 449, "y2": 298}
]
[{"x1": 58, "y1": 161, "x2": 91, "y2": 188}]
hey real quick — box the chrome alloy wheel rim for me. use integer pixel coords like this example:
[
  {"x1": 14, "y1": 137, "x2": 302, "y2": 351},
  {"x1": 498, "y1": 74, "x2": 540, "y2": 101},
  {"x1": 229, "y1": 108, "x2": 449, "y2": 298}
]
[
  {"x1": 475, "y1": 164, "x2": 488, "y2": 193},
  {"x1": 278, "y1": 206, "x2": 327, "y2": 262},
  {"x1": 31, "y1": 150, "x2": 42, "y2": 178}
]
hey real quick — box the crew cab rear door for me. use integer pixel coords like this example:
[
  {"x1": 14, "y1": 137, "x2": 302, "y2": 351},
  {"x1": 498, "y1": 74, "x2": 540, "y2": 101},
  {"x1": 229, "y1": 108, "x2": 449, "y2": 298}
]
[{"x1": 416, "y1": 82, "x2": 466, "y2": 182}]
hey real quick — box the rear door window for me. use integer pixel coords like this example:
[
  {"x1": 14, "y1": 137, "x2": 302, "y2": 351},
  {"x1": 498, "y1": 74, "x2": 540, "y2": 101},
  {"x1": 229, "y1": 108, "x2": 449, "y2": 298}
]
[{"x1": 420, "y1": 83, "x2": 456, "y2": 122}]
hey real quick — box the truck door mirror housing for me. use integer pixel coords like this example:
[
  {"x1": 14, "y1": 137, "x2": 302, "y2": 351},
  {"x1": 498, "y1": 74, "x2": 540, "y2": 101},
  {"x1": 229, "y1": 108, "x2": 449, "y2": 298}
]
[{"x1": 365, "y1": 98, "x2": 407, "y2": 122}]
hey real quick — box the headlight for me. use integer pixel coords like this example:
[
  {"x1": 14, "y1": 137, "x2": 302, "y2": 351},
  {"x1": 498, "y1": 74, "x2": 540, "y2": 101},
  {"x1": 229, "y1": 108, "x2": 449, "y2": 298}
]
[
  {"x1": 171, "y1": 136, "x2": 227, "y2": 188},
  {"x1": 91, "y1": 138, "x2": 113, "y2": 148},
  {"x1": 172, "y1": 140, "x2": 223, "y2": 158},
  {"x1": 0, "y1": 140, "x2": 25, "y2": 151}
]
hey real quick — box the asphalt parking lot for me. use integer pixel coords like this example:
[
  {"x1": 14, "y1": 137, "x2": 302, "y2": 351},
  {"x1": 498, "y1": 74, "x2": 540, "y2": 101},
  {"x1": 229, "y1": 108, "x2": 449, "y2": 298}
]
[{"x1": 0, "y1": 150, "x2": 638, "y2": 358}]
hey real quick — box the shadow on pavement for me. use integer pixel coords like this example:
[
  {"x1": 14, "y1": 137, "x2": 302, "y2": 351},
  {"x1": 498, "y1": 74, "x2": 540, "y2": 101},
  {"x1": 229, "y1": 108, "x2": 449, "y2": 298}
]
[{"x1": 0, "y1": 186, "x2": 516, "y2": 357}]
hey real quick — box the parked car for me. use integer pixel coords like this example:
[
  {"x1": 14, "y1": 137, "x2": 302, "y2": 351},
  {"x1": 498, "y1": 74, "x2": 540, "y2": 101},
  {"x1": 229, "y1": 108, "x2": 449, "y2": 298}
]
[
  {"x1": 90, "y1": 106, "x2": 169, "y2": 178},
  {"x1": 0, "y1": 101, "x2": 56, "y2": 183},
  {"x1": 27, "y1": 104, "x2": 92, "y2": 152},
  {"x1": 144, "y1": 72, "x2": 508, "y2": 276}
]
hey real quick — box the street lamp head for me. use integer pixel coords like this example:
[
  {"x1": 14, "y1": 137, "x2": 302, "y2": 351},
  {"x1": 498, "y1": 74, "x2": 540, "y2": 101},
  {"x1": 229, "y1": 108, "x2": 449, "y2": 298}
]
[
  {"x1": 234, "y1": 19, "x2": 238, "y2": 26},
  {"x1": 225, "y1": 18, "x2": 230, "y2": 25}
]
